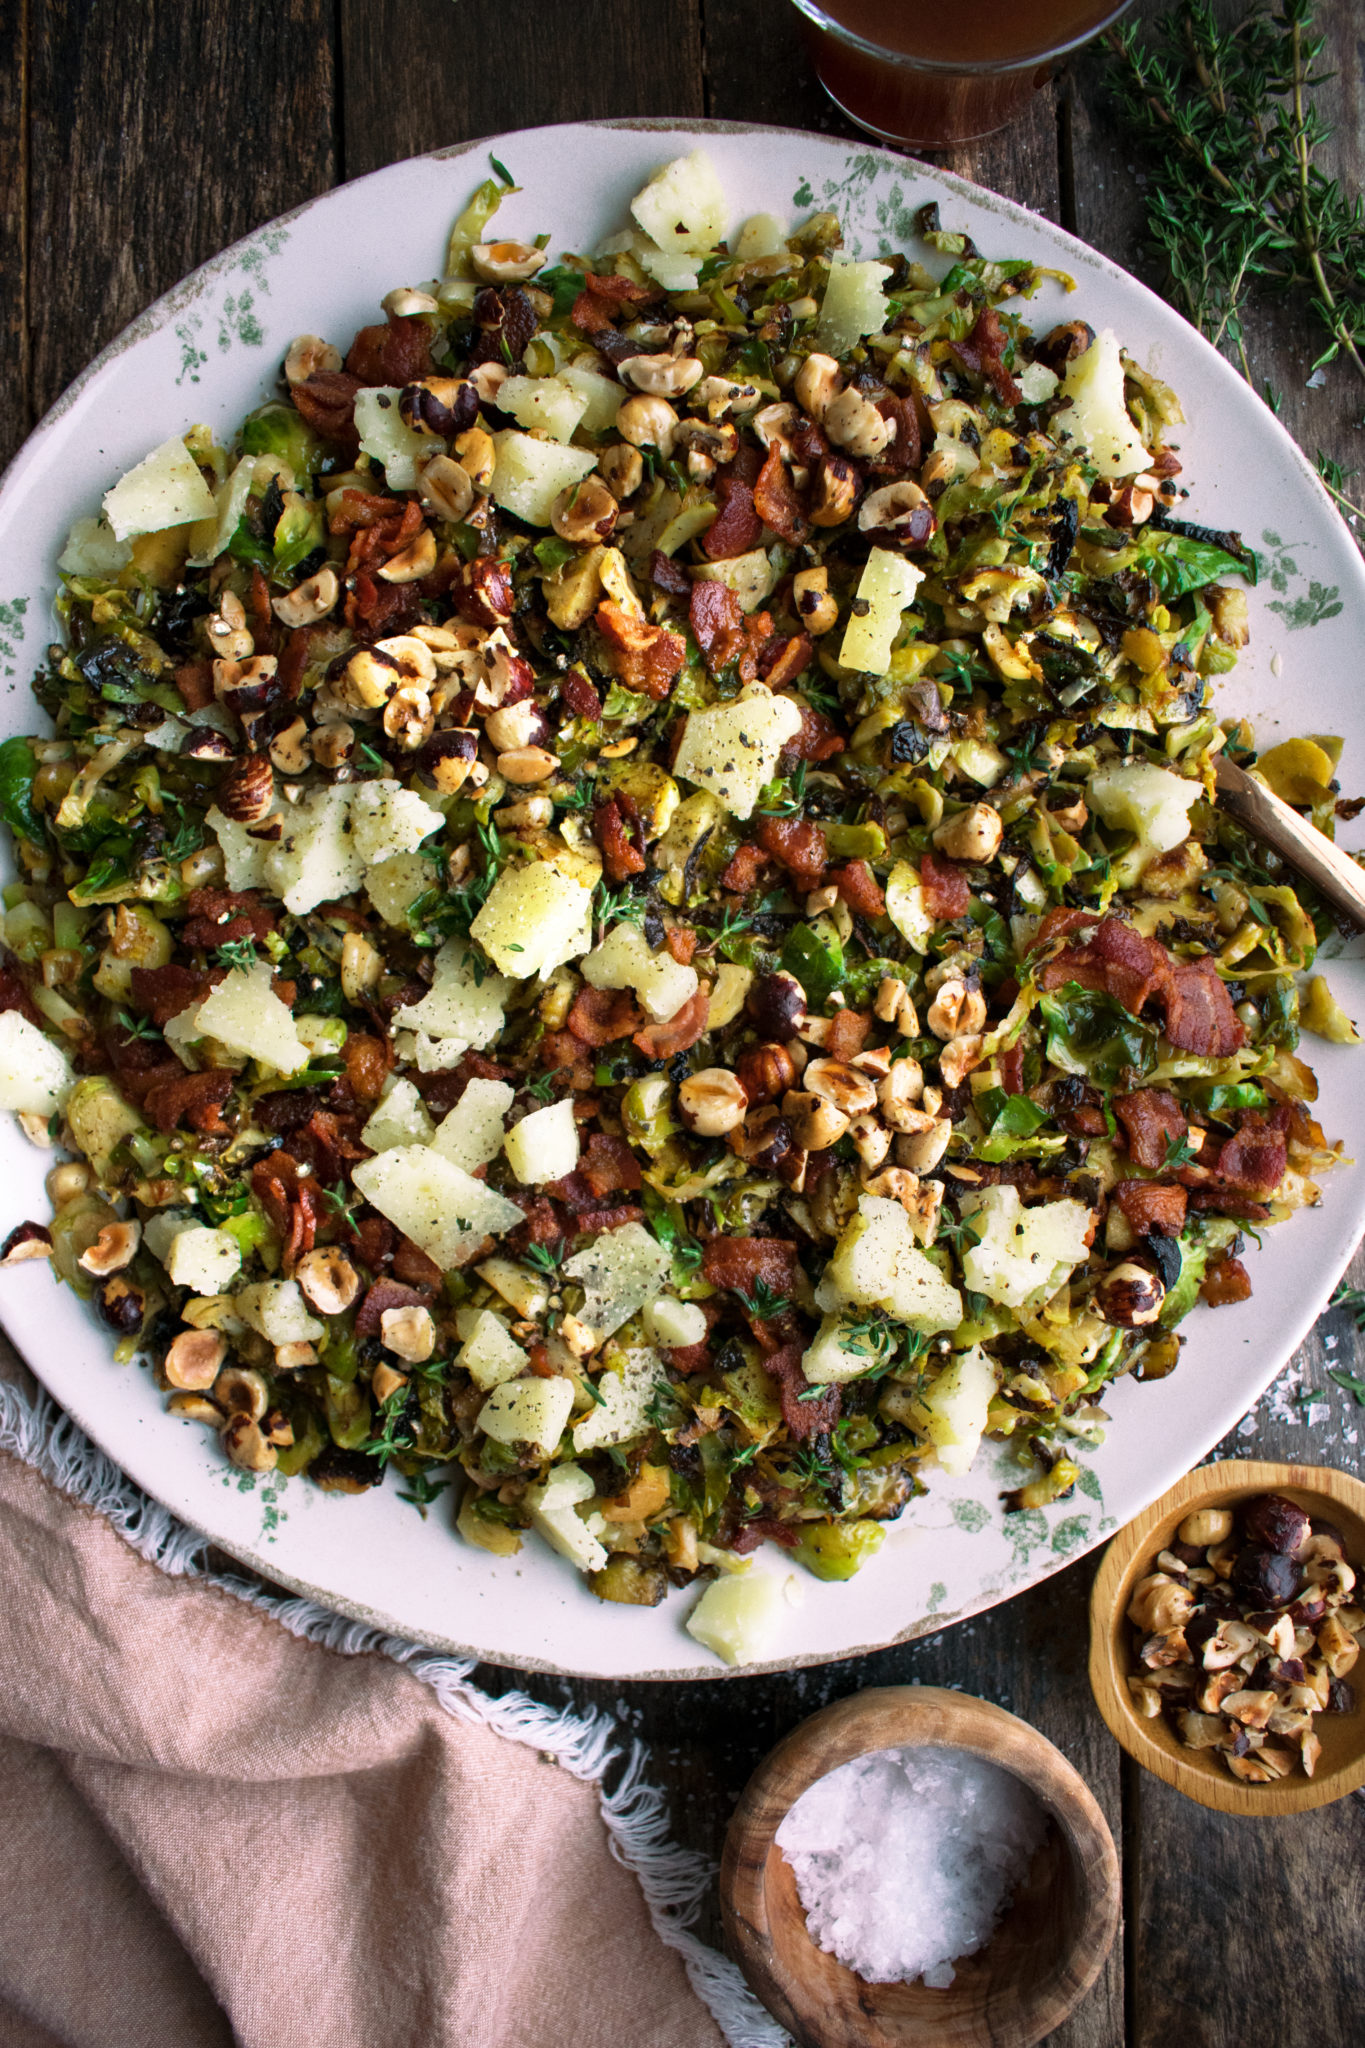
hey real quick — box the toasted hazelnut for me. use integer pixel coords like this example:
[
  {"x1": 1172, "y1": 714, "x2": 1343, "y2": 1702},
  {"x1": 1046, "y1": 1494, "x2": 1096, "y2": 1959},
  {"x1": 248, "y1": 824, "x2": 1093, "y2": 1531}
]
[
  {"x1": 848, "y1": 1112, "x2": 891, "y2": 1170},
  {"x1": 497, "y1": 744, "x2": 560, "y2": 785},
  {"x1": 341, "y1": 931, "x2": 384, "y2": 1003},
  {"x1": 165, "y1": 1328, "x2": 229, "y2": 1391},
  {"x1": 824, "y1": 386, "x2": 894, "y2": 460},
  {"x1": 874, "y1": 974, "x2": 919, "y2": 1037},
  {"x1": 619, "y1": 352, "x2": 704, "y2": 399},
  {"x1": 808, "y1": 454, "x2": 860, "y2": 527},
  {"x1": 734, "y1": 1042, "x2": 797, "y2": 1107},
  {"x1": 1200, "y1": 1617, "x2": 1260, "y2": 1670},
  {"x1": 217, "y1": 755, "x2": 275, "y2": 826},
  {"x1": 678, "y1": 1068, "x2": 749, "y2": 1137},
  {"x1": 167, "y1": 1391, "x2": 225, "y2": 1426},
  {"x1": 417, "y1": 454, "x2": 475, "y2": 522},
  {"x1": 273, "y1": 1341, "x2": 318, "y2": 1372},
  {"x1": 272, "y1": 566, "x2": 340, "y2": 628},
  {"x1": 727, "y1": 1105, "x2": 795, "y2": 1171},
  {"x1": 804, "y1": 1057, "x2": 878, "y2": 1118},
  {"x1": 692, "y1": 374, "x2": 759, "y2": 421},
  {"x1": 454, "y1": 426, "x2": 496, "y2": 491},
  {"x1": 381, "y1": 1304, "x2": 436, "y2": 1364},
  {"x1": 311, "y1": 721, "x2": 356, "y2": 771},
  {"x1": 932, "y1": 803, "x2": 1004, "y2": 865},
  {"x1": 222, "y1": 1414, "x2": 278, "y2": 1473},
  {"x1": 382, "y1": 285, "x2": 439, "y2": 317},
  {"x1": 46, "y1": 1162, "x2": 93, "y2": 1208},
  {"x1": 616, "y1": 395, "x2": 679, "y2": 455},
  {"x1": 1097, "y1": 1261, "x2": 1165, "y2": 1327},
  {"x1": 483, "y1": 701, "x2": 547, "y2": 754},
  {"x1": 399, "y1": 376, "x2": 477, "y2": 438},
  {"x1": 893, "y1": 1115, "x2": 952, "y2": 1175},
  {"x1": 858, "y1": 478, "x2": 935, "y2": 546},
  {"x1": 213, "y1": 1364, "x2": 270, "y2": 1421},
  {"x1": 598, "y1": 444, "x2": 645, "y2": 501},
  {"x1": 877, "y1": 1060, "x2": 925, "y2": 1130},
  {"x1": 377, "y1": 526, "x2": 438, "y2": 584},
  {"x1": 373, "y1": 1360, "x2": 410, "y2": 1405},
  {"x1": 1177, "y1": 1709, "x2": 1228, "y2": 1750},
  {"x1": 1127, "y1": 1572, "x2": 1196, "y2": 1634},
  {"x1": 793, "y1": 352, "x2": 842, "y2": 421},
  {"x1": 550, "y1": 476, "x2": 619, "y2": 544},
  {"x1": 1222, "y1": 1689, "x2": 1278, "y2": 1730},
  {"x1": 471, "y1": 240, "x2": 546, "y2": 283},
  {"x1": 495, "y1": 795, "x2": 554, "y2": 830},
  {"x1": 752, "y1": 401, "x2": 801, "y2": 458},
  {"x1": 383, "y1": 684, "x2": 435, "y2": 751},
  {"x1": 746, "y1": 970, "x2": 807, "y2": 1043},
  {"x1": 1178, "y1": 1506, "x2": 1234, "y2": 1548},
  {"x1": 284, "y1": 333, "x2": 342, "y2": 385},
  {"x1": 1318, "y1": 1612, "x2": 1360, "y2": 1677},
  {"x1": 16, "y1": 1111, "x2": 54, "y2": 1147},
  {"x1": 466, "y1": 361, "x2": 509, "y2": 406},
  {"x1": 0, "y1": 1221, "x2": 54, "y2": 1265},
  {"x1": 792, "y1": 566, "x2": 838, "y2": 636},
  {"x1": 784, "y1": 1089, "x2": 850, "y2": 1151},
  {"x1": 1126, "y1": 1677, "x2": 1164, "y2": 1719},
  {"x1": 78, "y1": 1220, "x2": 142, "y2": 1277},
  {"x1": 926, "y1": 981, "x2": 988, "y2": 1041},
  {"x1": 421, "y1": 728, "x2": 485, "y2": 795},
  {"x1": 268, "y1": 717, "x2": 312, "y2": 776}
]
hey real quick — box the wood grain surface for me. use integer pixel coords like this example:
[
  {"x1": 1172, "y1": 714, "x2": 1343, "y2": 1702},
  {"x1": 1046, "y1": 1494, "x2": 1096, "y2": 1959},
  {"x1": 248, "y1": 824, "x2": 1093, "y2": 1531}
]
[{"x1": 5, "y1": 4, "x2": 1365, "y2": 2044}]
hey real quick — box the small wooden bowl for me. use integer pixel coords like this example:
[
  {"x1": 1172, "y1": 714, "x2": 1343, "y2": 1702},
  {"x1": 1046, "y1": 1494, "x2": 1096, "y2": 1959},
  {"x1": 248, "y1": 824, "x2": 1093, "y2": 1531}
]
[
  {"x1": 720, "y1": 1686, "x2": 1119, "y2": 2048},
  {"x1": 1089, "y1": 1459, "x2": 1365, "y2": 1815}
]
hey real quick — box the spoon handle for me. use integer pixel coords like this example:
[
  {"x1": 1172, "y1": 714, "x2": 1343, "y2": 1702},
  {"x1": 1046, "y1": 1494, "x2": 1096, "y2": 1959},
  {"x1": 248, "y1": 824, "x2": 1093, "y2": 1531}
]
[{"x1": 1214, "y1": 753, "x2": 1365, "y2": 930}]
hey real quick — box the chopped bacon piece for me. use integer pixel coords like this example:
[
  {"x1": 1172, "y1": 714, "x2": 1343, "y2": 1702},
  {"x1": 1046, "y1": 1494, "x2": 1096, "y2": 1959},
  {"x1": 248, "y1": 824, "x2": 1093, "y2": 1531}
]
[
  {"x1": 508, "y1": 1198, "x2": 567, "y2": 1256},
  {"x1": 728, "y1": 1514, "x2": 802, "y2": 1553},
  {"x1": 354, "y1": 1279, "x2": 431, "y2": 1339},
  {"x1": 290, "y1": 370, "x2": 363, "y2": 451},
  {"x1": 570, "y1": 289, "x2": 616, "y2": 336},
  {"x1": 633, "y1": 987, "x2": 710, "y2": 1058},
  {"x1": 649, "y1": 548, "x2": 692, "y2": 598},
  {"x1": 0, "y1": 965, "x2": 39, "y2": 1028},
  {"x1": 665, "y1": 1340, "x2": 711, "y2": 1375},
  {"x1": 1038, "y1": 917, "x2": 1171, "y2": 1014},
  {"x1": 345, "y1": 315, "x2": 434, "y2": 388},
  {"x1": 763, "y1": 1341, "x2": 840, "y2": 1442},
  {"x1": 664, "y1": 926, "x2": 697, "y2": 965},
  {"x1": 827, "y1": 1008, "x2": 871, "y2": 1062},
  {"x1": 702, "y1": 475, "x2": 763, "y2": 560},
  {"x1": 282, "y1": 1181, "x2": 320, "y2": 1272},
  {"x1": 1113, "y1": 1089, "x2": 1187, "y2": 1170},
  {"x1": 1201, "y1": 1254, "x2": 1253, "y2": 1307},
  {"x1": 999, "y1": 1042, "x2": 1026, "y2": 1097},
  {"x1": 919, "y1": 849, "x2": 971, "y2": 920},
  {"x1": 546, "y1": 1170, "x2": 594, "y2": 1212},
  {"x1": 1162, "y1": 954, "x2": 1245, "y2": 1058},
  {"x1": 392, "y1": 1237, "x2": 444, "y2": 1291},
  {"x1": 591, "y1": 793, "x2": 646, "y2": 883},
  {"x1": 689, "y1": 579, "x2": 748, "y2": 677},
  {"x1": 142, "y1": 1068, "x2": 234, "y2": 1136},
  {"x1": 536, "y1": 1031, "x2": 596, "y2": 1093},
  {"x1": 867, "y1": 393, "x2": 921, "y2": 476},
  {"x1": 1032, "y1": 906, "x2": 1098, "y2": 955},
  {"x1": 581, "y1": 1133, "x2": 643, "y2": 1200},
  {"x1": 757, "y1": 632, "x2": 813, "y2": 692},
  {"x1": 754, "y1": 815, "x2": 828, "y2": 891},
  {"x1": 830, "y1": 859, "x2": 885, "y2": 918},
  {"x1": 181, "y1": 888, "x2": 275, "y2": 950},
  {"x1": 753, "y1": 444, "x2": 810, "y2": 543},
  {"x1": 701, "y1": 1236, "x2": 802, "y2": 1299},
  {"x1": 567, "y1": 986, "x2": 644, "y2": 1048},
  {"x1": 782, "y1": 695, "x2": 846, "y2": 763},
  {"x1": 594, "y1": 599, "x2": 685, "y2": 701},
  {"x1": 720, "y1": 842, "x2": 767, "y2": 895},
  {"x1": 327, "y1": 487, "x2": 401, "y2": 536},
  {"x1": 1185, "y1": 1187, "x2": 1270, "y2": 1223},
  {"x1": 560, "y1": 666, "x2": 603, "y2": 722},
  {"x1": 345, "y1": 572, "x2": 422, "y2": 642},
  {"x1": 452, "y1": 556, "x2": 514, "y2": 629},
  {"x1": 951, "y1": 307, "x2": 1022, "y2": 406},
  {"x1": 1114, "y1": 1180, "x2": 1188, "y2": 1237},
  {"x1": 575, "y1": 1203, "x2": 646, "y2": 1234},
  {"x1": 1213, "y1": 1114, "x2": 1288, "y2": 1199},
  {"x1": 128, "y1": 963, "x2": 215, "y2": 1027},
  {"x1": 584, "y1": 271, "x2": 660, "y2": 307},
  {"x1": 174, "y1": 661, "x2": 213, "y2": 712}
]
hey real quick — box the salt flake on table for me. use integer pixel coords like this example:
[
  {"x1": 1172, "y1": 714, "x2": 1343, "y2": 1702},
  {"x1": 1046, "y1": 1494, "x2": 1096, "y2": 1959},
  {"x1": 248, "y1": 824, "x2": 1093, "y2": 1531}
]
[{"x1": 775, "y1": 1745, "x2": 1045, "y2": 1987}]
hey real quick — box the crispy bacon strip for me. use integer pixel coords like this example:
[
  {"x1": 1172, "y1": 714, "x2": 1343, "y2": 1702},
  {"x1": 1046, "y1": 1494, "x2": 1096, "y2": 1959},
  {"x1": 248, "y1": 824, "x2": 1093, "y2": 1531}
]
[
  {"x1": 754, "y1": 815, "x2": 828, "y2": 891},
  {"x1": 142, "y1": 1068, "x2": 234, "y2": 1137},
  {"x1": 1163, "y1": 954, "x2": 1245, "y2": 1058},
  {"x1": 720, "y1": 842, "x2": 767, "y2": 895},
  {"x1": 757, "y1": 632, "x2": 813, "y2": 692},
  {"x1": 581, "y1": 1133, "x2": 643, "y2": 1200},
  {"x1": 592, "y1": 793, "x2": 646, "y2": 883},
  {"x1": 753, "y1": 443, "x2": 810, "y2": 543},
  {"x1": 633, "y1": 987, "x2": 709, "y2": 1058},
  {"x1": 1114, "y1": 1089, "x2": 1187, "y2": 1170},
  {"x1": 763, "y1": 1341, "x2": 840, "y2": 1442},
  {"x1": 701, "y1": 475, "x2": 763, "y2": 560},
  {"x1": 951, "y1": 307, "x2": 1022, "y2": 406},
  {"x1": 594, "y1": 600, "x2": 685, "y2": 701},
  {"x1": 701, "y1": 1236, "x2": 802, "y2": 1298},
  {"x1": 782, "y1": 696, "x2": 846, "y2": 763},
  {"x1": 1113, "y1": 1179, "x2": 1188, "y2": 1237},
  {"x1": 830, "y1": 859, "x2": 884, "y2": 918},
  {"x1": 919, "y1": 849, "x2": 971, "y2": 920},
  {"x1": 567, "y1": 986, "x2": 644, "y2": 1048},
  {"x1": 1213, "y1": 1114, "x2": 1288, "y2": 1198},
  {"x1": 1039, "y1": 917, "x2": 1245, "y2": 1058},
  {"x1": 1202, "y1": 1255, "x2": 1253, "y2": 1306}
]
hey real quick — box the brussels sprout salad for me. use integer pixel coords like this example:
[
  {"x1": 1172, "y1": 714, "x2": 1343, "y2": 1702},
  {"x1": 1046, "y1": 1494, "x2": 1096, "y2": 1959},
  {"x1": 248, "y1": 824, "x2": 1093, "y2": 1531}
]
[{"x1": 0, "y1": 148, "x2": 1354, "y2": 1658}]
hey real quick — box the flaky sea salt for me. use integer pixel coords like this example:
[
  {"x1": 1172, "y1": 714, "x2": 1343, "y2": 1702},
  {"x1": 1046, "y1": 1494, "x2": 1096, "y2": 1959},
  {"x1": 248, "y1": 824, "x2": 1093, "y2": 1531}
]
[{"x1": 775, "y1": 1744, "x2": 1046, "y2": 1987}]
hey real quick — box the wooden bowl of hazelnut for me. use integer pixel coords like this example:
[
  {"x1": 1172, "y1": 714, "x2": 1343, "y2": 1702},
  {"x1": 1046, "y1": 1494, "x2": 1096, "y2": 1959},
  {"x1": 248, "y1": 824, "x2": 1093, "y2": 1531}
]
[{"x1": 1089, "y1": 1460, "x2": 1365, "y2": 1814}]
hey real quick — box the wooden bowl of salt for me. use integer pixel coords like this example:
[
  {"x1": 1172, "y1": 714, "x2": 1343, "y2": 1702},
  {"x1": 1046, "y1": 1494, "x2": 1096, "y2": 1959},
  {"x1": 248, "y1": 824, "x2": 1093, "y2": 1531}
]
[{"x1": 720, "y1": 1685, "x2": 1118, "y2": 2048}]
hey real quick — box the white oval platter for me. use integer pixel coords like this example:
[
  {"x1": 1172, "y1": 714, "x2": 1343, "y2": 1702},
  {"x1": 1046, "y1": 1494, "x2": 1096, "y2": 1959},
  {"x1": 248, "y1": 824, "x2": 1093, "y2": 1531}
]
[{"x1": 0, "y1": 119, "x2": 1360, "y2": 1679}]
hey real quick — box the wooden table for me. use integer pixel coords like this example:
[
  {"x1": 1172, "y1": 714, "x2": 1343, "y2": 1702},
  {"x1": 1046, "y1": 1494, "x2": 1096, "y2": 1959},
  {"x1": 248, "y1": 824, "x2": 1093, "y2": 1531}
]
[{"x1": 6, "y1": 4, "x2": 1364, "y2": 2042}]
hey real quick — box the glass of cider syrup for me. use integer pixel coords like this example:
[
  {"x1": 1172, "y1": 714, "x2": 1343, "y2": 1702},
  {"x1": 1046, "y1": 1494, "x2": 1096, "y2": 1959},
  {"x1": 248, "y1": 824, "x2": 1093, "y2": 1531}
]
[{"x1": 790, "y1": 0, "x2": 1133, "y2": 148}]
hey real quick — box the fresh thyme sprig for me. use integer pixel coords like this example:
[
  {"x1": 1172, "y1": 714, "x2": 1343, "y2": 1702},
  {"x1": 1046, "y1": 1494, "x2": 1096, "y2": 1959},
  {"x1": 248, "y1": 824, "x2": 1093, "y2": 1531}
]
[{"x1": 1108, "y1": 2, "x2": 1365, "y2": 401}]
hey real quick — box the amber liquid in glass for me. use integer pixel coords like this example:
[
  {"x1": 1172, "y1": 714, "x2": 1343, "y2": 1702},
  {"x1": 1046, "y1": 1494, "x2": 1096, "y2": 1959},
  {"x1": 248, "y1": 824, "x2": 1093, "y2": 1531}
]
[{"x1": 800, "y1": 0, "x2": 1128, "y2": 147}]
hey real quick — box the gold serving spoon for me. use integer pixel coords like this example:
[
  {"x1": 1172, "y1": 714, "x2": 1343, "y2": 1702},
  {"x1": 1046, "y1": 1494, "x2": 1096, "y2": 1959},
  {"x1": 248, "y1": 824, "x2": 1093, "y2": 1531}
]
[{"x1": 1214, "y1": 752, "x2": 1365, "y2": 931}]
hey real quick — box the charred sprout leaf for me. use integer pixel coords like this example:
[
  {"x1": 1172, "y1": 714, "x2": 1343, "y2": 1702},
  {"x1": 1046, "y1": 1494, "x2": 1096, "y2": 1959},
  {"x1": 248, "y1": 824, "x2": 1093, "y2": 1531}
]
[{"x1": 0, "y1": 738, "x2": 41, "y2": 843}]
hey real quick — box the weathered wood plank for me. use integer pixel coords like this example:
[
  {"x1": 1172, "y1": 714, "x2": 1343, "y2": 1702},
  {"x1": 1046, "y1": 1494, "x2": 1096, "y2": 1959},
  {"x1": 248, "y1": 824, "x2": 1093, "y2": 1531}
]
[
  {"x1": 339, "y1": 0, "x2": 706, "y2": 181},
  {"x1": 27, "y1": 0, "x2": 337, "y2": 422},
  {"x1": 0, "y1": 0, "x2": 27, "y2": 472}
]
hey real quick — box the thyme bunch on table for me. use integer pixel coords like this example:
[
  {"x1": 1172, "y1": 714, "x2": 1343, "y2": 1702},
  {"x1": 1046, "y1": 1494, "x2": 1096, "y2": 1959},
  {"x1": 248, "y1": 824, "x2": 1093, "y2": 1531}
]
[{"x1": 1107, "y1": 2, "x2": 1365, "y2": 396}]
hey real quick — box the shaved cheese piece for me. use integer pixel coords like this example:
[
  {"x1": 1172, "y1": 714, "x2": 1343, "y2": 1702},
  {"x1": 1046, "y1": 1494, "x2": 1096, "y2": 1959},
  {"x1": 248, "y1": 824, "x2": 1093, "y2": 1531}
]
[{"x1": 103, "y1": 434, "x2": 217, "y2": 542}]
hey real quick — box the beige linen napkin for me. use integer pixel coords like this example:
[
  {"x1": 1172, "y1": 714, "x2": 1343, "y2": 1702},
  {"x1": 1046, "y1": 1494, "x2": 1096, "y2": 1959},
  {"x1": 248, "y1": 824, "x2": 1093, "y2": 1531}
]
[{"x1": 0, "y1": 1345, "x2": 768, "y2": 2048}]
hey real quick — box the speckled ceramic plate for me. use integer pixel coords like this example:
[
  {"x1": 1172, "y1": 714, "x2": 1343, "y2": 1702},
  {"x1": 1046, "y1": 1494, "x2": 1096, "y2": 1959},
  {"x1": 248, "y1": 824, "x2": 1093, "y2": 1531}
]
[{"x1": 1, "y1": 121, "x2": 1361, "y2": 1679}]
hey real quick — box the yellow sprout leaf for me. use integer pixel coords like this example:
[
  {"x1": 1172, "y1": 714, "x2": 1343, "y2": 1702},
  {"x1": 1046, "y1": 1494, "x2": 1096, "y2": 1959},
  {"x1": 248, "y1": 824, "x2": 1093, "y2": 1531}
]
[
  {"x1": 1301, "y1": 974, "x2": 1362, "y2": 1045},
  {"x1": 1255, "y1": 737, "x2": 1336, "y2": 809}
]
